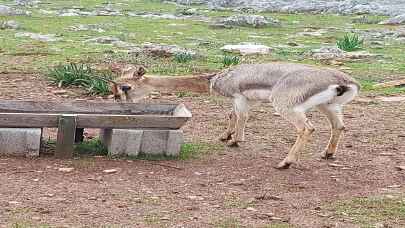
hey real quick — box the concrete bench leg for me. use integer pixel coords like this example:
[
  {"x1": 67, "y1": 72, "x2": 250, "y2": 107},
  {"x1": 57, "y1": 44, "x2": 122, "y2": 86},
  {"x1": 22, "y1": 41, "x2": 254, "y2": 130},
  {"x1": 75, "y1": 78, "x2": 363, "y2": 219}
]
[
  {"x1": 0, "y1": 128, "x2": 42, "y2": 157},
  {"x1": 100, "y1": 129, "x2": 184, "y2": 157}
]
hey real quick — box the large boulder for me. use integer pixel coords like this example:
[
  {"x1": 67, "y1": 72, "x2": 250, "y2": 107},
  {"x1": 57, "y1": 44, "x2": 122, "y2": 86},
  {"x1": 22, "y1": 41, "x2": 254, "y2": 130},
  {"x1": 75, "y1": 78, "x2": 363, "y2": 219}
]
[
  {"x1": 0, "y1": 5, "x2": 30, "y2": 16},
  {"x1": 221, "y1": 43, "x2": 272, "y2": 55},
  {"x1": 379, "y1": 14, "x2": 405, "y2": 25},
  {"x1": 0, "y1": 20, "x2": 20, "y2": 30},
  {"x1": 212, "y1": 15, "x2": 279, "y2": 28}
]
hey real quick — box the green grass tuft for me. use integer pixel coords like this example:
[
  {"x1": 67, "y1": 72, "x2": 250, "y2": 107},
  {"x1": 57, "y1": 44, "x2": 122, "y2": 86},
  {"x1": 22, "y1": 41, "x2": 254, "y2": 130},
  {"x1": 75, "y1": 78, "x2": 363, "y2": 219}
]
[
  {"x1": 74, "y1": 139, "x2": 108, "y2": 156},
  {"x1": 336, "y1": 33, "x2": 364, "y2": 52},
  {"x1": 329, "y1": 195, "x2": 405, "y2": 227},
  {"x1": 222, "y1": 55, "x2": 241, "y2": 67},
  {"x1": 174, "y1": 52, "x2": 193, "y2": 63},
  {"x1": 47, "y1": 63, "x2": 113, "y2": 95}
]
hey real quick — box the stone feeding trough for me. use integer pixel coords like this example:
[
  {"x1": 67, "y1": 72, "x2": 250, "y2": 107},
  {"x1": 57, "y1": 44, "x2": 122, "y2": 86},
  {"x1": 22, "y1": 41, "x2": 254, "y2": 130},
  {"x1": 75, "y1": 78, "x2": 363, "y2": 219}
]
[{"x1": 0, "y1": 100, "x2": 191, "y2": 158}]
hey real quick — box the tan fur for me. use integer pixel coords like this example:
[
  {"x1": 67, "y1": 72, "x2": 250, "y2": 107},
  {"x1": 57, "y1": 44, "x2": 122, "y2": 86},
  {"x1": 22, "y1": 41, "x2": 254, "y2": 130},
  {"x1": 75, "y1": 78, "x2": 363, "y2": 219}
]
[
  {"x1": 110, "y1": 63, "x2": 359, "y2": 169},
  {"x1": 140, "y1": 75, "x2": 211, "y2": 93}
]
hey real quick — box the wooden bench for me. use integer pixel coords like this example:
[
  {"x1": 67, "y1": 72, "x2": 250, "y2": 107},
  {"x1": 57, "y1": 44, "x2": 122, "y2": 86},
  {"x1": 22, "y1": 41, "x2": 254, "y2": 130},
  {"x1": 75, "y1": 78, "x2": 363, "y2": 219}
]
[{"x1": 0, "y1": 100, "x2": 191, "y2": 158}]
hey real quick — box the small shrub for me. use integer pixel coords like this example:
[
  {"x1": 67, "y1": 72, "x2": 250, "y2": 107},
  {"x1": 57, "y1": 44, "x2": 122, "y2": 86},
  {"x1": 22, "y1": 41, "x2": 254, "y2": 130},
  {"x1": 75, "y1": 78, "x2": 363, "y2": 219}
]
[
  {"x1": 174, "y1": 52, "x2": 193, "y2": 63},
  {"x1": 48, "y1": 63, "x2": 113, "y2": 95},
  {"x1": 74, "y1": 139, "x2": 108, "y2": 156},
  {"x1": 336, "y1": 34, "x2": 363, "y2": 52},
  {"x1": 222, "y1": 55, "x2": 241, "y2": 67}
]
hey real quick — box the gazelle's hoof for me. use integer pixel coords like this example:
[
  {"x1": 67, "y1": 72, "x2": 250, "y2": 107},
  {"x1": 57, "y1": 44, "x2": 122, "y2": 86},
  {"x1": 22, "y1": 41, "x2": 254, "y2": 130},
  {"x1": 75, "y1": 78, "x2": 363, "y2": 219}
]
[
  {"x1": 275, "y1": 161, "x2": 292, "y2": 169},
  {"x1": 226, "y1": 140, "x2": 239, "y2": 147},
  {"x1": 321, "y1": 152, "x2": 336, "y2": 160}
]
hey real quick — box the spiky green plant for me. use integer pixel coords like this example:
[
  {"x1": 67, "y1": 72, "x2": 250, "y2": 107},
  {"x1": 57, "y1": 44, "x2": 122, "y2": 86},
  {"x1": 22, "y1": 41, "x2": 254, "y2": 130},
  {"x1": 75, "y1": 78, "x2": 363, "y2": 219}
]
[
  {"x1": 336, "y1": 34, "x2": 364, "y2": 52},
  {"x1": 47, "y1": 63, "x2": 112, "y2": 95},
  {"x1": 174, "y1": 52, "x2": 193, "y2": 63},
  {"x1": 222, "y1": 55, "x2": 241, "y2": 67}
]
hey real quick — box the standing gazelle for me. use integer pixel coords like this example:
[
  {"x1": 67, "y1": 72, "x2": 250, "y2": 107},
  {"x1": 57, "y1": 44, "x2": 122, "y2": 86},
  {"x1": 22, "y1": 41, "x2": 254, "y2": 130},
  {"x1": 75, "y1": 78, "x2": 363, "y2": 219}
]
[{"x1": 111, "y1": 63, "x2": 360, "y2": 169}]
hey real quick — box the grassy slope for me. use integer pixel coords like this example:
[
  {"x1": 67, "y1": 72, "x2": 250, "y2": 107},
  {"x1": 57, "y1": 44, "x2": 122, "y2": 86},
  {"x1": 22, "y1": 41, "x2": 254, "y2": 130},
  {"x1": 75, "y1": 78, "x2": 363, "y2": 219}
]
[{"x1": 0, "y1": 0, "x2": 404, "y2": 95}]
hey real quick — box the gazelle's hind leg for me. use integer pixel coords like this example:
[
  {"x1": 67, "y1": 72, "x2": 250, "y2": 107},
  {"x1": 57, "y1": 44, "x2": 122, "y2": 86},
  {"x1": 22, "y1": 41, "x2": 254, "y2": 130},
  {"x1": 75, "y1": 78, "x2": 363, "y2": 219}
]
[
  {"x1": 276, "y1": 111, "x2": 315, "y2": 169},
  {"x1": 219, "y1": 110, "x2": 236, "y2": 142},
  {"x1": 226, "y1": 94, "x2": 249, "y2": 147},
  {"x1": 318, "y1": 104, "x2": 345, "y2": 160}
]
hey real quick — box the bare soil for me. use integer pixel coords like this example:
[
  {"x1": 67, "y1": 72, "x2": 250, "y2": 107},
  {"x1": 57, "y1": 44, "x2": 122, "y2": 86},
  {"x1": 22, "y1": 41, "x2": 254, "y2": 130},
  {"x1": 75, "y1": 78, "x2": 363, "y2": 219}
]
[{"x1": 0, "y1": 73, "x2": 404, "y2": 228}]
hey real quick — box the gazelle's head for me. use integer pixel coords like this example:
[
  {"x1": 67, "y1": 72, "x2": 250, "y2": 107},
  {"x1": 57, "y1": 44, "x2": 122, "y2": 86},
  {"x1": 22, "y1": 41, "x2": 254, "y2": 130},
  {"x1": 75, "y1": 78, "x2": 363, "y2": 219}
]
[{"x1": 110, "y1": 64, "x2": 148, "y2": 102}]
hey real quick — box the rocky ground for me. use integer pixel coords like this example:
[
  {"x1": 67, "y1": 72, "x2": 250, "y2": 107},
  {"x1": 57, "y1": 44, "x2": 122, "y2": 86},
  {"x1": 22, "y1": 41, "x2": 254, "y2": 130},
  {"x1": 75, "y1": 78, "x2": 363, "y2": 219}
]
[
  {"x1": 0, "y1": 0, "x2": 405, "y2": 227},
  {"x1": 171, "y1": 0, "x2": 405, "y2": 16}
]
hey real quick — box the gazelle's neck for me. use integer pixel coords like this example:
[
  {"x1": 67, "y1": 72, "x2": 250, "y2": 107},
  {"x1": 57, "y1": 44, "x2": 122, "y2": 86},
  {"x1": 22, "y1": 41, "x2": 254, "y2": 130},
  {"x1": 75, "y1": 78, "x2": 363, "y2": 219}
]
[{"x1": 142, "y1": 75, "x2": 213, "y2": 93}]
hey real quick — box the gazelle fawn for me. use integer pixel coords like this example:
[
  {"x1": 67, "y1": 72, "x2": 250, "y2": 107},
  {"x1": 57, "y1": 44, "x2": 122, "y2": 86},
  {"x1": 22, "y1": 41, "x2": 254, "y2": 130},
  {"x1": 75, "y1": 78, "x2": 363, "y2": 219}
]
[{"x1": 111, "y1": 63, "x2": 360, "y2": 169}]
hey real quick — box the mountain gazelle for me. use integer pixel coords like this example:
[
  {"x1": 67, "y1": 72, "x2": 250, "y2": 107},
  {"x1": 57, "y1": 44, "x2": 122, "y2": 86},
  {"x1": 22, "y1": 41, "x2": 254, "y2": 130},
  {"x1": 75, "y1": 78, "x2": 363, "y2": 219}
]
[{"x1": 110, "y1": 63, "x2": 360, "y2": 169}]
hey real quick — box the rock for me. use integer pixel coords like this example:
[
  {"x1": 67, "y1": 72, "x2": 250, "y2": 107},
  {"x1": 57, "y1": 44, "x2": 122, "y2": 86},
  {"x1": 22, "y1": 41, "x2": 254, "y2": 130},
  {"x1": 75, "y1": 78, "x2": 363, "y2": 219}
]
[
  {"x1": 103, "y1": 169, "x2": 118, "y2": 174},
  {"x1": 85, "y1": 36, "x2": 120, "y2": 44},
  {"x1": 213, "y1": 15, "x2": 279, "y2": 28},
  {"x1": 0, "y1": 20, "x2": 19, "y2": 30},
  {"x1": 142, "y1": 43, "x2": 196, "y2": 57},
  {"x1": 246, "y1": 207, "x2": 257, "y2": 212},
  {"x1": 58, "y1": 167, "x2": 74, "y2": 173},
  {"x1": 57, "y1": 9, "x2": 92, "y2": 17},
  {"x1": 94, "y1": 7, "x2": 122, "y2": 16},
  {"x1": 170, "y1": 0, "x2": 405, "y2": 16},
  {"x1": 0, "y1": 5, "x2": 30, "y2": 16},
  {"x1": 380, "y1": 14, "x2": 405, "y2": 25},
  {"x1": 68, "y1": 24, "x2": 105, "y2": 33},
  {"x1": 311, "y1": 47, "x2": 345, "y2": 60},
  {"x1": 15, "y1": 32, "x2": 61, "y2": 42},
  {"x1": 52, "y1": 89, "x2": 67, "y2": 95},
  {"x1": 128, "y1": 12, "x2": 179, "y2": 20},
  {"x1": 297, "y1": 29, "x2": 327, "y2": 37},
  {"x1": 15, "y1": 0, "x2": 40, "y2": 6},
  {"x1": 344, "y1": 51, "x2": 380, "y2": 59},
  {"x1": 221, "y1": 43, "x2": 272, "y2": 55},
  {"x1": 310, "y1": 47, "x2": 378, "y2": 60}
]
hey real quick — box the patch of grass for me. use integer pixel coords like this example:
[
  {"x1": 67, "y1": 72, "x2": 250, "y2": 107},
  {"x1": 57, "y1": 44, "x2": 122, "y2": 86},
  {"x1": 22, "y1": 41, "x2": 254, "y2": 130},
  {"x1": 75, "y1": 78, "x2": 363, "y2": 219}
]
[
  {"x1": 329, "y1": 195, "x2": 405, "y2": 227},
  {"x1": 174, "y1": 52, "x2": 194, "y2": 63},
  {"x1": 336, "y1": 33, "x2": 364, "y2": 52},
  {"x1": 213, "y1": 217, "x2": 242, "y2": 228},
  {"x1": 47, "y1": 63, "x2": 114, "y2": 95},
  {"x1": 223, "y1": 195, "x2": 256, "y2": 209},
  {"x1": 120, "y1": 142, "x2": 223, "y2": 161},
  {"x1": 222, "y1": 55, "x2": 241, "y2": 67},
  {"x1": 179, "y1": 142, "x2": 223, "y2": 160},
  {"x1": 74, "y1": 138, "x2": 108, "y2": 156},
  {"x1": 175, "y1": 91, "x2": 197, "y2": 98},
  {"x1": 351, "y1": 15, "x2": 384, "y2": 24},
  {"x1": 143, "y1": 213, "x2": 161, "y2": 225}
]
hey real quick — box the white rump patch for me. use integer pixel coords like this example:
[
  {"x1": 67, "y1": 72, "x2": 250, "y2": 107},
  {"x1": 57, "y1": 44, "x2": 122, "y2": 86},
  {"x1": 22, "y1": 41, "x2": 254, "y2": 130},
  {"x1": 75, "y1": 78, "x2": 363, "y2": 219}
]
[
  {"x1": 294, "y1": 84, "x2": 358, "y2": 113},
  {"x1": 334, "y1": 84, "x2": 359, "y2": 105}
]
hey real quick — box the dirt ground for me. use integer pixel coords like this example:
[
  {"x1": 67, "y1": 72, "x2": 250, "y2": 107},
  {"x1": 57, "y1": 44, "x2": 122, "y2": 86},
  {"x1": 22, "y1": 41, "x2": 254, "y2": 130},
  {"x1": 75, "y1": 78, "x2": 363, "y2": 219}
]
[{"x1": 0, "y1": 72, "x2": 404, "y2": 228}]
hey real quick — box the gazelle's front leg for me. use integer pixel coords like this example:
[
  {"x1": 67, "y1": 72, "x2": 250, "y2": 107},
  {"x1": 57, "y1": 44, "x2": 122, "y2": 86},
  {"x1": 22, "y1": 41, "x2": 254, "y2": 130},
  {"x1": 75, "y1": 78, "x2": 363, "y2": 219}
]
[
  {"x1": 227, "y1": 94, "x2": 249, "y2": 147},
  {"x1": 219, "y1": 110, "x2": 236, "y2": 142}
]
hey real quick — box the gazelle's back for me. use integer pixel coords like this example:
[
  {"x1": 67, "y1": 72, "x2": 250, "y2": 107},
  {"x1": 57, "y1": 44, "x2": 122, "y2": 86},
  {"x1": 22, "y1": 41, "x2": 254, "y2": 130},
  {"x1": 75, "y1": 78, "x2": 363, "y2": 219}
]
[{"x1": 211, "y1": 63, "x2": 359, "y2": 106}]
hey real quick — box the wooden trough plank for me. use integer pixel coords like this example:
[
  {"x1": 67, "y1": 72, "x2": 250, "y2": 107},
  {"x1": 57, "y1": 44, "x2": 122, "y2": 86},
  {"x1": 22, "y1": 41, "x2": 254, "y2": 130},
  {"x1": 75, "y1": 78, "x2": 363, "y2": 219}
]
[
  {"x1": 0, "y1": 100, "x2": 178, "y2": 115},
  {"x1": 76, "y1": 114, "x2": 189, "y2": 129},
  {"x1": 56, "y1": 115, "x2": 76, "y2": 159},
  {"x1": 0, "y1": 113, "x2": 189, "y2": 129},
  {"x1": 0, "y1": 113, "x2": 58, "y2": 127}
]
